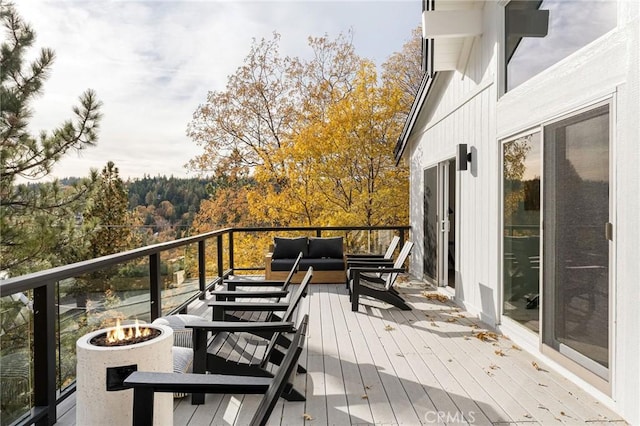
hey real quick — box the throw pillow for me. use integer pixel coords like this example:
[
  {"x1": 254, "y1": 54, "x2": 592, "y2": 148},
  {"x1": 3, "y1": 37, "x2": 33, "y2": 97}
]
[
  {"x1": 272, "y1": 237, "x2": 309, "y2": 259},
  {"x1": 308, "y1": 237, "x2": 344, "y2": 258}
]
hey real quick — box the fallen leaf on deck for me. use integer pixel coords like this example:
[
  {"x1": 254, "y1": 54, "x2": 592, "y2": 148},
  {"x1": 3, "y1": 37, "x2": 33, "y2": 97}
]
[
  {"x1": 446, "y1": 318, "x2": 457, "y2": 323},
  {"x1": 511, "y1": 344, "x2": 521, "y2": 351},
  {"x1": 303, "y1": 413, "x2": 313, "y2": 421},
  {"x1": 384, "y1": 324, "x2": 395, "y2": 331},
  {"x1": 430, "y1": 321, "x2": 439, "y2": 327},
  {"x1": 422, "y1": 292, "x2": 449, "y2": 303},
  {"x1": 361, "y1": 394, "x2": 368, "y2": 399},
  {"x1": 532, "y1": 361, "x2": 541, "y2": 371},
  {"x1": 474, "y1": 331, "x2": 499, "y2": 342},
  {"x1": 494, "y1": 349, "x2": 505, "y2": 357}
]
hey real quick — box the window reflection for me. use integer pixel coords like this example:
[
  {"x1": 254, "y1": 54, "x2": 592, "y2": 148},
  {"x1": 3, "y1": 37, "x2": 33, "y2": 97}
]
[
  {"x1": 503, "y1": 132, "x2": 541, "y2": 333},
  {"x1": 506, "y1": 0, "x2": 617, "y2": 91}
]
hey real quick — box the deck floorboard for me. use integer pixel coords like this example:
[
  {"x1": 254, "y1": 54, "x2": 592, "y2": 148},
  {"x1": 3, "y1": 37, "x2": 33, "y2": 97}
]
[{"x1": 57, "y1": 281, "x2": 626, "y2": 425}]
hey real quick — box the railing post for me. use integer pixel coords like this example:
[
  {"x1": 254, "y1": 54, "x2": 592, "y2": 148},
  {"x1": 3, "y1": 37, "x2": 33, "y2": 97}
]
[
  {"x1": 399, "y1": 228, "x2": 406, "y2": 247},
  {"x1": 228, "y1": 231, "x2": 234, "y2": 274},
  {"x1": 217, "y1": 234, "x2": 224, "y2": 279},
  {"x1": 149, "y1": 253, "x2": 161, "y2": 320},
  {"x1": 198, "y1": 240, "x2": 206, "y2": 300},
  {"x1": 316, "y1": 229, "x2": 321, "y2": 237},
  {"x1": 33, "y1": 283, "x2": 56, "y2": 425}
]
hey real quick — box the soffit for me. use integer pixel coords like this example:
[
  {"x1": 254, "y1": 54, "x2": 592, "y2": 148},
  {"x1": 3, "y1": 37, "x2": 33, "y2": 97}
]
[{"x1": 423, "y1": 0, "x2": 485, "y2": 72}]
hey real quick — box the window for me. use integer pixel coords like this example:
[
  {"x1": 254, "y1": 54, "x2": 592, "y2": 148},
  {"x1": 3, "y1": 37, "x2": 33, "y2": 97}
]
[
  {"x1": 505, "y1": 0, "x2": 617, "y2": 91},
  {"x1": 502, "y1": 131, "x2": 541, "y2": 332}
]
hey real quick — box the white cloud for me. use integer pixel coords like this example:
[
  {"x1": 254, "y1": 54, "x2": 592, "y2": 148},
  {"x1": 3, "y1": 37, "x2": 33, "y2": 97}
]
[{"x1": 14, "y1": 0, "x2": 419, "y2": 180}]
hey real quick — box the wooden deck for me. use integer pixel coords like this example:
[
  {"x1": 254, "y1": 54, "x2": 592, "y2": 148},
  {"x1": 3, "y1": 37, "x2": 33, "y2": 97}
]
[{"x1": 56, "y1": 281, "x2": 626, "y2": 425}]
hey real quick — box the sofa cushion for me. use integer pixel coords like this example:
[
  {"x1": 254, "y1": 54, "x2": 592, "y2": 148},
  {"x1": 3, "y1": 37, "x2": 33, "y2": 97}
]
[
  {"x1": 272, "y1": 237, "x2": 308, "y2": 259},
  {"x1": 271, "y1": 258, "x2": 344, "y2": 271},
  {"x1": 271, "y1": 258, "x2": 300, "y2": 271},
  {"x1": 300, "y1": 258, "x2": 345, "y2": 271},
  {"x1": 271, "y1": 258, "x2": 345, "y2": 271},
  {"x1": 308, "y1": 237, "x2": 343, "y2": 259}
]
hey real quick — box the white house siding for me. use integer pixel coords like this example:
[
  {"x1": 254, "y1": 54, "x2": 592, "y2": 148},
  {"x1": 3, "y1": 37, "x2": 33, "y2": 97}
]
[
  {"x1": 406, "y1": 1, "x2": 639, "y2": 423},
  {"x1": 408, "y1": 1, "x2": 499, "y2": 324}
]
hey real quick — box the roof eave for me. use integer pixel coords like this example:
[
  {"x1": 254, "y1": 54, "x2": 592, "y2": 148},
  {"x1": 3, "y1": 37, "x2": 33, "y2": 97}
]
[{"x1": 394, "y1": 71, "x2": 437, "y2": 165}]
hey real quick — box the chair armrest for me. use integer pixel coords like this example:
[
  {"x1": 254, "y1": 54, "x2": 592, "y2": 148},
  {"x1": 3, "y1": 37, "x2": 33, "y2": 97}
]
[
  {"x1": 346, "y1": 259, "x2": 394, "y2": 267},
  {"x1": 185, "y1": 320, "x2": 295, "y2": 334},
  {"x1": 208, "y1": 301, "x2": 290, "y2": 320},
  {"x1": 212, "y1": 290, "x2": 289, "y2": 301},
  {"x1": 346, "y1": 254, "x2": 385, "y2": 259},
  {"x1": 124, "y1": 371, "x2": 272, "y2": 394},
  {"x1": 351, "y1": 267, "x2": 406, "y2": 275},
  {"x1": 208, "y1": 301, "x2": 289, "y2": 310},
  {"x1": 224, "y1": 279, "x2": 286, "y2": 291}
]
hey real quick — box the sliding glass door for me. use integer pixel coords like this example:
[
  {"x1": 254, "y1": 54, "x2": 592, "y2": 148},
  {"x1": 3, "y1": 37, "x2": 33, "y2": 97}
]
[
  {"x1": 502, "y1": 102, "x2": 612, "y2": 382},
  {"x1": 542, "y1": 104, "x2": 611, "y2": 379}
]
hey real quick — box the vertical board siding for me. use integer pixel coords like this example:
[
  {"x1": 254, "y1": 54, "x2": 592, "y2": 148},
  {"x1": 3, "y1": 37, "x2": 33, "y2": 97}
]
[{"x1": 406, "y1": 1, "x2": 639, "y2": 423}]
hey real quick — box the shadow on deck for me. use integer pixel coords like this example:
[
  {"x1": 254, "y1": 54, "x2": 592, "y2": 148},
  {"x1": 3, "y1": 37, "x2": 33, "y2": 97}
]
[{"x1": 56, "y1": 281, "x2": 626, "y2": 425}]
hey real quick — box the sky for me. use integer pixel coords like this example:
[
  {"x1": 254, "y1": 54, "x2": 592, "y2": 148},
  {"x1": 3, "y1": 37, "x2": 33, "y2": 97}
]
[{"x1": 14, "y1": 0, "x2": 421, "y2": 181}]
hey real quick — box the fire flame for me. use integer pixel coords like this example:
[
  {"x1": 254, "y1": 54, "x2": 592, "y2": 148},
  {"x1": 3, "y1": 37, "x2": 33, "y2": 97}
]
[{"x1": 106, "y1": 319, "x2": 150, "y2": 344}]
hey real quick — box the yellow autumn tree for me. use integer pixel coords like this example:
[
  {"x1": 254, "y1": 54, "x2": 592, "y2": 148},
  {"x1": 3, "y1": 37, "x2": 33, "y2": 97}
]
[
  {"x1": 249, "y1": 61, "x2": 408, "y2": 227},
  {"x1": 188, "y1": 29, "x2": 420, "y2": 259}
]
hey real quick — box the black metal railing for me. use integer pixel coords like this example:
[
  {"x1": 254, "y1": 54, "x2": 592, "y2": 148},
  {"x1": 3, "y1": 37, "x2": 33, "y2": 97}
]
[{"x1": 0, "y1": 225, "x2": 409, "y2": 426}]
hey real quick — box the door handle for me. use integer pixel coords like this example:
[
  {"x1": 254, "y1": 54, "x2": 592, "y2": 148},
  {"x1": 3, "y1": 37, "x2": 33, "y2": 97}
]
[{"x1": 605, "y1": 222, "x2": 613, "y2": 241}]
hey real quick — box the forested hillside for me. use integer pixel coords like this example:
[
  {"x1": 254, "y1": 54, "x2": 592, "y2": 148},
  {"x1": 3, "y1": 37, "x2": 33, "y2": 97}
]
[
  {"x1": 125, "y1": 175, "x2": 209, "y2": 237},
  {"x1": 61, "y1": 174, "x2": 212, "y2": 239}
]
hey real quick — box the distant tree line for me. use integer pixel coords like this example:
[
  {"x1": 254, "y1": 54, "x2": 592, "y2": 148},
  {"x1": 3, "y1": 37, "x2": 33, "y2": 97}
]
[{"x1": 59, "y1": 175, "x2": 212, "y2": 238}]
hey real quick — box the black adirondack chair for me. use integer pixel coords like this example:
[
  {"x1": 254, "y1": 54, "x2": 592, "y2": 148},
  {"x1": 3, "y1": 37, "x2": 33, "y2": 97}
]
[
  {"x1": 124, "y1": 314, "x2": 308, "y2": 426},
  {"x1": 349, "y1": 241, "x2": 414, "y2": 311},
  {"x1": 186, "y1": 268, "x2": 312, "y2": 404},
  {"x1": 345, "y1": 236, "x2": 400, "y2": 288},
  {"x1": 215, "y1": 252, "x2": 303, "y2": 302}
]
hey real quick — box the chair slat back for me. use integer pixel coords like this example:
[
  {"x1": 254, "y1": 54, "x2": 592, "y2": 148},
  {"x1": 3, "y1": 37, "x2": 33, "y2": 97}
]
[
  {"x1": 383, "y1": 236, "x2": 401, "y2": 260},
  {"x1": 281, "y1": 252, "x2": 304, "y2": 292},
  {"x1": 282, "y1": 267, "x2": 312, "y2": 322},
  {"x1": 250, "y1": 315, "x2": 308, "y2": 426},
  {"x1": 384, "y1": 241, "x2": 414, "y2": 290}
]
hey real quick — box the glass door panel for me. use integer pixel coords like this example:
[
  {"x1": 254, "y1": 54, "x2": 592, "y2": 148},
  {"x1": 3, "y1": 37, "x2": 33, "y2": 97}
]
[
  {"x1": 542, "y1": 104, "x2": 610, "y2": 378},
  {"x1": 423, "y1": 166, "x2": 438, "y2": 283},
  {"x1": 446, "y1": 159, "x2": 456, "y2": 288},
  {"x1": 503, "y1": 132, "x2": 541, "y2": 333}
]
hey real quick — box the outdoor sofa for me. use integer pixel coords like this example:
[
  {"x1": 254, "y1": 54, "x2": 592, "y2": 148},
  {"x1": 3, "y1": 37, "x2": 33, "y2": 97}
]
[{"x1": 265, "y1": 236, "x2": 346, "y2": 283}]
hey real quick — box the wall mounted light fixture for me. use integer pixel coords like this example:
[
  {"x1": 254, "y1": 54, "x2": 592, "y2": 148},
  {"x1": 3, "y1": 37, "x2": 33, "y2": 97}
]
[{"x1": 456, "y1": 143, "x2": 472, "y2": 171}]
